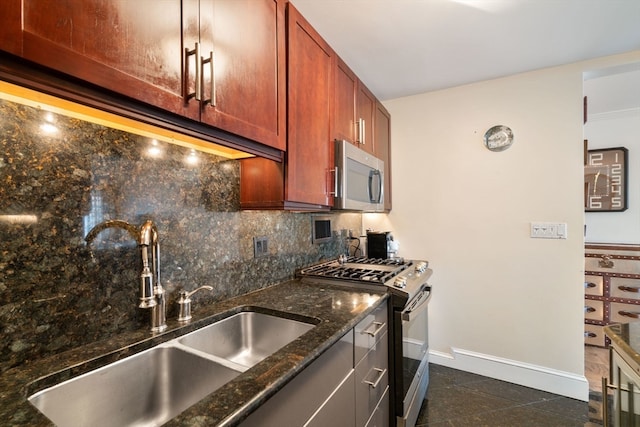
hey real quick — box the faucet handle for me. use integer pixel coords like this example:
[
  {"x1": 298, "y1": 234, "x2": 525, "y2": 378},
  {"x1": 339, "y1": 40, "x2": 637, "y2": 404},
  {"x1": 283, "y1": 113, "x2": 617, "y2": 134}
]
[{"x1": 177, "y1": 286, "x2": 214, "y2": 322}]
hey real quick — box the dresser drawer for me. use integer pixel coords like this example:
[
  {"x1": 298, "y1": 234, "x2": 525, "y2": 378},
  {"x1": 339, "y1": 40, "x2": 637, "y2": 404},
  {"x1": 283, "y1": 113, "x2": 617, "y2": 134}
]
[
  {"x1": 584, "y1": 299, "x2": 604, "y2": 321},
  {"x1": 585, "y1": 323, "x2": 606, "y2": 347},
  {"x1": 585, "y1": 255, "x2": 640, "y2": 275},
  {"x1": 355, "y1": 331, "x2": 388, "y2": 427},
  {"x1": 610, "y1": 277, "x2": 640, "y2": 301},
  {"x1": 610, "y1": 301, "x2": 640, "y2": 323},
  {"x1": 354, "y1": 302, "x2": 388, "y2": 366},
  {"x1": 584, "y1": 275, "x2": 604, "y2": 297}
]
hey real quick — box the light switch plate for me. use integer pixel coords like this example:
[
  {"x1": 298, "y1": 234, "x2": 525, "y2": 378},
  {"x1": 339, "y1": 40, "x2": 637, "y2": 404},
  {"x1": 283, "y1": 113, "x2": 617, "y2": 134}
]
[{"x1": 530, "y1": 222, "x2": 567, "y2": 239}]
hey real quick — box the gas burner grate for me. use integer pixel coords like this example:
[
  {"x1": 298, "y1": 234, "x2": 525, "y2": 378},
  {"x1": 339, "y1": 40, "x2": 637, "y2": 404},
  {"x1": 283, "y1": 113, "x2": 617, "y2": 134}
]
[
  {"x1": 345, "y1": 256, "x2": 407, "y2": 266},
  {"x1": 299, "y1": 256, "x2": 411, "y2": 284}
]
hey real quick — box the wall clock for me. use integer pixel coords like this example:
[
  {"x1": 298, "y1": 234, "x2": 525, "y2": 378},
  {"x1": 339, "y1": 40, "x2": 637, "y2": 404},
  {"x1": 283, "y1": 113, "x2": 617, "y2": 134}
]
[
  {"x1": 584, "y1": 147, "x2": 628, "y2": 212},
  {"x1": 483, "y1": 125, "x2": 513, "y2": 152}
]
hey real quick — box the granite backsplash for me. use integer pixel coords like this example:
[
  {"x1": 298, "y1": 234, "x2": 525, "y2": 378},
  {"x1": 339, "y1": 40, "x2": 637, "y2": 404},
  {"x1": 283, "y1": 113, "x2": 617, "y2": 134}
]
[{"x1": 0, "y1": 97, "x2": 361, "y2": 373}]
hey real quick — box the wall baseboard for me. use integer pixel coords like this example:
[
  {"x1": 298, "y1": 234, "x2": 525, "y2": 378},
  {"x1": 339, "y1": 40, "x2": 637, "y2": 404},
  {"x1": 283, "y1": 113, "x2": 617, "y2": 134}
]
[{"x1": 429, "y1": 347, "x2": 590, "y2": 402}]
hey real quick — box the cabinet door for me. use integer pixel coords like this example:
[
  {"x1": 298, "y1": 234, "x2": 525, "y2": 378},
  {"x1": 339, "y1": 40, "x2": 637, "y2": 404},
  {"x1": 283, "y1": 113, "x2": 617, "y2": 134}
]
[
  {"x1": 286, "y1": 3, "x2": 333, "y2": 207},
  {"x1": 375, "y1": 102, "x2": 392, "y2": 211},
  {"x1": 200, "y1": 0, "x2": 286, "y2": 150},
  {"x1": 0, "y1": 0, "x2": 22, "y2": 55},
  {"x1": 20, "y1": 0, "x2": 197, "y2": 120},
  {"x1": 334, "y1": 57, "x2": 358, "y2": 144},
  {"x1": 356, "y1": 83, "x2": 376, "y2": 154}
]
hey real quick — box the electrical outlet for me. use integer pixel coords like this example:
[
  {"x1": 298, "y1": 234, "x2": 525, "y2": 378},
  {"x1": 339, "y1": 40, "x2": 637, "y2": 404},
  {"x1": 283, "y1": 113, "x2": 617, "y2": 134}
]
[
  {"x1": 253, "y1": 236, "x2": 269, "y2": 257},
  {"x1": 530, "y1": 222, "x2": 567, "y2": 239}
]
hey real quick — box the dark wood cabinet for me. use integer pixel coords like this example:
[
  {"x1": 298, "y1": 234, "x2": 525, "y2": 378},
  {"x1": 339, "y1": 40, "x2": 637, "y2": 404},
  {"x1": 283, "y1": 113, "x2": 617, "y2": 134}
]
[
  {"x1": 198, "y1": 0, "x2": 286, "y2": 150},
  {"x1": 334, "y1": 56, "x2": 376, "y2": 155},
  {"x1": 1, "y1": 0, "x2": 285, "y2": 150},
  {"x1": 334, "y1": 57, "x2": 358, "y2": 144},
  {"x1": 356, "y1": 83, "x2": 376, "y2": 155},
  {"x1": 375, "y1": 101, "x2": 392, "y2": 211},
  {"x1": 240, "y1": 3, "x2": 333, "y2": 210}
]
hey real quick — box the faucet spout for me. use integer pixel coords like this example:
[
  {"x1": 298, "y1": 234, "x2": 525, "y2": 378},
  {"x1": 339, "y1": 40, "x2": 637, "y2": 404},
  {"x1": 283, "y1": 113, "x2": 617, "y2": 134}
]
[
  {"x1": 85, "y1": 219, "x2": 166, "y2": 333},
  {"x1": 85, "y1": 220, "x2": 139, "y2": 243}
]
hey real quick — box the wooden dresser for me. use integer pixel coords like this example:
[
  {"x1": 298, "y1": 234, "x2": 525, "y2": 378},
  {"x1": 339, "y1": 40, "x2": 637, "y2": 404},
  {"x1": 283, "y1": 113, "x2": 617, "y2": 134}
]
[{"x1": 585, "y1": 243, "x2": 640, "y2": 347}]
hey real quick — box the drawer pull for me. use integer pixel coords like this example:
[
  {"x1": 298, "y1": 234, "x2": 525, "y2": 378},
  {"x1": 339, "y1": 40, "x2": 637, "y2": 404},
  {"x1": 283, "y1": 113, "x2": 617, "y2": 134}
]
[
  {"x1": 362, "y1": 321, "x2": 385, "y2": 338},
  {"x1": 619, "y1": 310, "x2": 640, "y2": 319},
  {"x1": 584, "y1": 282, "x2": 597, "y2": 289},
  {"x1": 599, "y1": 255, "x2": 614, "y2": 268},
  {"x1": 363, "y1": 368, "x2": 386, "y2": 389},
  {"x1": 585, "y1": 332, "x2": 597, "y2": 338},
  {"x1": 584, "y1": 306, "x2": 596, "y2": 313},
  {"x1": 618, "y1": 285, "x2": 640, "y2": 293}
]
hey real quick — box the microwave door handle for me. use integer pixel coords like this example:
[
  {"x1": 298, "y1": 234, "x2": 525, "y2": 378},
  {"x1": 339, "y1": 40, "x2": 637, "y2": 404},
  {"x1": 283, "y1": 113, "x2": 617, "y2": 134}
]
[
  {"x1": 376, "y1": 169, "x2": 383, "y2": 203},
  {"x1": 368, "y1": 170, "x2": 382, "y2": 203}
]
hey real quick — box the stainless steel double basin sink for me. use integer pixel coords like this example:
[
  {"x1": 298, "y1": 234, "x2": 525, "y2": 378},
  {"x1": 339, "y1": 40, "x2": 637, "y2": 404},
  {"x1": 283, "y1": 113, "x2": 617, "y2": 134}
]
[{"x1": 28, "y1": 310, "x2": 316, "y2": 427}]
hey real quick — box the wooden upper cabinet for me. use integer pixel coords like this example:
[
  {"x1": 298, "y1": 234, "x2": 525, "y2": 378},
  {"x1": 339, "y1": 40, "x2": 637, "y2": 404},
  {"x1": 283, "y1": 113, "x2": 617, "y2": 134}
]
[
  {"x1": 375, "y1": 101, "x2": 392, "y2": 211},
  {"x1": 0, "y1": 1, "x2": 22, "y2": 55},
  {"x1": 199, "y1": 0, "x2": 286, "y2": 150},
  {"x1": 3, "y1": 0, "x2": 285, "y2": 151},
  {"x1": 20, "y1": 0, "x2": 197, "y2": 120},
  {"x1": 240, "y1": 3, "x2": 332, "y2": 210},
  {"x1": 356, "y1": 83, "x2": 376, "y2": 155},
  {"x1": 333, "y1": 56, "x2": 375, "y2": 155},
  {"x1": 334, "y1": 57, "x2": 357, "y2": 144},
  {"x1": 285, "y1": 3, "x2": 334, "y2": 207}
]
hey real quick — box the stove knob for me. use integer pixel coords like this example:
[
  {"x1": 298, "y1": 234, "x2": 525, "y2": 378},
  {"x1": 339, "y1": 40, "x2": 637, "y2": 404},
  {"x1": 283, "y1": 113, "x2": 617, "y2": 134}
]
[
  {"x1": 394, "y1": 277, "x2": 407, "y2": 288},
  {"x1": 415, "y1": 262, "x2": 427, "y2": 273}
]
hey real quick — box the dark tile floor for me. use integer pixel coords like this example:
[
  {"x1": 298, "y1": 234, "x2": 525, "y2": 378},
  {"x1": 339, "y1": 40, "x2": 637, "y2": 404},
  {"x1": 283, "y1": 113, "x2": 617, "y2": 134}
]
[{"x1": 415, "y1": 364, "x2": 596, "y2": 426}]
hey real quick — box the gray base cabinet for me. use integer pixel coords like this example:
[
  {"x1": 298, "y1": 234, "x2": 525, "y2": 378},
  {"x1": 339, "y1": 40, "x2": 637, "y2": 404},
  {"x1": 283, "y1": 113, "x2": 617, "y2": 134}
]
[{"x1": 240, "y1": 300, "x2": 389, "y2": 427}]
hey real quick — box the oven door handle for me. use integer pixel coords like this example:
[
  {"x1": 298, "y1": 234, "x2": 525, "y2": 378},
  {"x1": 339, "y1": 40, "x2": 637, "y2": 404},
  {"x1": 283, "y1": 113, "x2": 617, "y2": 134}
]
[{"x1": 402, "y1": 285, "x2": 432, "y2": 322}]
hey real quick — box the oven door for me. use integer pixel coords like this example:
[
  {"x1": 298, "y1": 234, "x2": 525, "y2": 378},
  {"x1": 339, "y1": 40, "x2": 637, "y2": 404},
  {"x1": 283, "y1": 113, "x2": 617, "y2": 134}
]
[{"x1": 398, "y1": 284, "x2": 431, "y2": 427}]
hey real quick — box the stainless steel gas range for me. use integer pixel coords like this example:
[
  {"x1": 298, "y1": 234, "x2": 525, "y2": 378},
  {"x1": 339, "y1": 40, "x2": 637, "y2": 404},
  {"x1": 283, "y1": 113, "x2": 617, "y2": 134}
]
[{"x1": 298, "y1": 256, "x2": 433, "y2": 427}]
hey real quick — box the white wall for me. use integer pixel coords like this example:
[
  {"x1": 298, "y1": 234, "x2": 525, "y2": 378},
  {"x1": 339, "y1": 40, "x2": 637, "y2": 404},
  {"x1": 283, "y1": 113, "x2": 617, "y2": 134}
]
[
  {"x1": 584, "y1": 68, "x2": 640, "y2": 243},
  {"x1": 365, "y1": 50, "x2": 640, "y2": 401}
]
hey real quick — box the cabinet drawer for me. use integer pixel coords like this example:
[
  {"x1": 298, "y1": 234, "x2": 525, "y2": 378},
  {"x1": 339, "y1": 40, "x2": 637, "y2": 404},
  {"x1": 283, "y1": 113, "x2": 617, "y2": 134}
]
[
  {"x1": 610, "y1": 302, "x2": 640, "y2": 324},
  {"x1": 585, "y1": 323, "x2": 606, "y2": 347},
  {"x1": 354, "y1": 302, "x2": 388, "y2": 365},
  {"x1": 241, "y1": 332, "x2": 353, "y2": 427},
  {"x1": 585, "y1": 299, "x2": 604, "y2": 321},
  {"x1": 585, "y1": 256, "x2": 640, "y2": 274},
  {"x1": 610, "y1": 277, "x2": 640, "y2": 301},
  {"x1": 304, "y1": 370, "x2": 356, "y2": 427},
  {"x1": 365, "y1": 386, "x2": 389, "y2": 427},
  {"x1": 584, "y1": 275, "x2": 604, "y2": 297},
  {"x1": 355, "y1": 331, "x2": 388, "y2": 427}
]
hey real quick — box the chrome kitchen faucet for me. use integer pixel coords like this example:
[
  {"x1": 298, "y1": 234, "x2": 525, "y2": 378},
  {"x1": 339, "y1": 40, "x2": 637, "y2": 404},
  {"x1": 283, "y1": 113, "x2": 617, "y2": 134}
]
[{"x1": 85, "y1": 219, "x2": 167, "y2": 333}]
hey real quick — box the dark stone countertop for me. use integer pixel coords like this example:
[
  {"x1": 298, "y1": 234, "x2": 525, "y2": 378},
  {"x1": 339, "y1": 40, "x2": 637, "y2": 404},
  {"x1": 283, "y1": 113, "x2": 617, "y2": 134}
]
[{"x1": 0, "y1": 280, "x2": 388, "y2": 426}]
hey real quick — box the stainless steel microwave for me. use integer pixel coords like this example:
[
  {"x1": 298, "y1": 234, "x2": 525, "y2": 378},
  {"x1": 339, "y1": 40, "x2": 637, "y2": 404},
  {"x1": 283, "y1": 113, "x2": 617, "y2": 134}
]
[{"x1": 334, "y1": 139, "x2": 384, "y2": 212}]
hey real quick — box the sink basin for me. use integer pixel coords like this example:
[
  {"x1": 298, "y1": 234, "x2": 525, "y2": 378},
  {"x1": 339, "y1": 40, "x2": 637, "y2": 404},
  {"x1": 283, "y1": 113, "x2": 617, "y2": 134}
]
[
  {"x1": 178, "y1": 311, "x2": 315, "y2": 368},
  {"x1": 28, "y1": 346, "x2": 241, "y2": 427}
]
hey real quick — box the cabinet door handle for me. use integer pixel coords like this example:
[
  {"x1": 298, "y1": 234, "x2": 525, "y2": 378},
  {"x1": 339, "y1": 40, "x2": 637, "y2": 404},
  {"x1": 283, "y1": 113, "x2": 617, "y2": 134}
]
[
  {"x1": 356, "y1": 118, "x2": 366, "y2": 145},
  {"x1": 194, "y1": 42, "x2": 203, "y2": 102},
  {"x1": 585, "y1": 332, "x2": 597, "y2": 338},
  {"x1": 363, "y1": 367, "x2": 386, "y2": 389},
  {"x1": 584, "y1": 282, "x2": 597, "y2": 289},
  {"x1": 362, "y1": 321, "x2": 385, "y2": 338},
  {"x1": 618, "y1": 285, "x2": 640, "y2": 293},
  {"x1": 201, "y1": 50, "x2": 215, "y2": 107},
  {"x1": 619, "y1": 310, "x2": 640, "y2": 319},
  {"x1": 185, "y1": 45, "x2": 198, "y2": 101},
  {"x1": 585, "y1": 306, "x2": 596, "y2": 313}
]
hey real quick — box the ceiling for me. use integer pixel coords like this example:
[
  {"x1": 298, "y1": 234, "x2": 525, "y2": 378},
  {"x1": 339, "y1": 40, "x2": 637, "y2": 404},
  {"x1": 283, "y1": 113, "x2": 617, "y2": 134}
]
[{"x1": 290, "y1": 0, "x2": 640, "y2": 101}]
